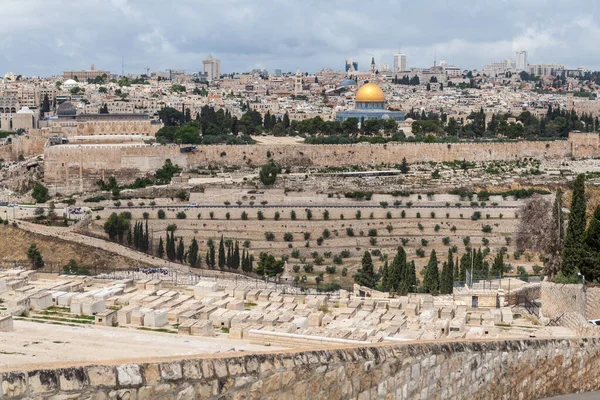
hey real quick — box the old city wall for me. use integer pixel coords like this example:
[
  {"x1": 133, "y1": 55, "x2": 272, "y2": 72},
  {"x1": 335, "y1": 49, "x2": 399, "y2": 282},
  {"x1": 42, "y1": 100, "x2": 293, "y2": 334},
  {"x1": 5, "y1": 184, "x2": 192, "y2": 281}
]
[
  {"x1": 1, "y1": 338, "x2": 600, "y2": 400},
  {"x1": 43, "y1": 133, "x2": 599, "y2": 194}
]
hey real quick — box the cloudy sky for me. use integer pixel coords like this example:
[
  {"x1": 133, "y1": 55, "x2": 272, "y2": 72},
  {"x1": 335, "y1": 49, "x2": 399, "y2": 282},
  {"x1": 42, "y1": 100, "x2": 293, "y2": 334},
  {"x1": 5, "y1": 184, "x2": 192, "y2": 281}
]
[{"x1": 2, "y1": 0, "x2": 600, "y2": 77}]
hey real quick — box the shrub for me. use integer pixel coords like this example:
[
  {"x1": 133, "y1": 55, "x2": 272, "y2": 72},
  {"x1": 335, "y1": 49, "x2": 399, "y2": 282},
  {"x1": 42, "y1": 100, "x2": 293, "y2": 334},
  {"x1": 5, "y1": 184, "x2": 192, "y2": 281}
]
[
  {"x1": 355, "y1": 210, "x2": 361, "y2": 220},
  {"x1": 114, "y1": 201, "x2": 122, "y2": 207},
  {"x1": 176, "y1": 211, "x2": 187, "y2": 219},
  {"x1": 226, "y1": 212, "x2": 230, "y2": 220},
  {"x1": 274, "y1": 211, "x2": 280, "y2": 221},
  {"x1": 416, "y1": 248, "x2": 425, "y2": 257},
  {"x1": 463, "y1": 236, "x2": 471, "y2": 246},
  {"x1": 306, "y1": 209, "x2": 313, "y2": 220},
  {"x1": 241, "y1": 212, "x2": 248, "y2": 220},
  {"x1": 340, "y1": 250, "x2": 351, "y2": 258},
  {"x1": 157, "y1": 209, "x2": 166, "y2": 219},
  {"x1": 293, "y1": 265, "x2": 300, "y2": 273},
  {"x1": 416, "y1": 212, "x2": 421, "y2": 218},
  {"x1": 322, "y1": 229, "x2": 331, "y2": 239},
  {"x1": 167, "y1": 224, "x2": 177, "y2": 232},
  {"x1": 499, "y1": 213, "x2": 504, "y2": 219},
  {"x1": 368, "y1": 229, "x2": 377, "y2": 237},
  {"x1": 430, "y1": 212, "x2": 436, "y2": 218},
  {"x1": 482, "y1": 225, "x2": 492, "y2": 233},
  {"x1": 142, "y1": 212, "x2": 149, "y2": 220},
  {"x1": 442, "y1": 237, "x2": 450, "y2": 245},
  {"x1": 303, "y1": 232, "x2": 311, "y2": 240},
  {"x1": 342, "y1": 267, "x2": 348, "y2": 277},
  {"x1": 418, "y1": 223, "x2": 424, "y2": 231},
  {"x1": 471, "y1": 211, "x2": 482, "y2": 221},
  {"x1": 532, "y1": 265, "x2": 543, "y2": 275},
  {"x1": 346, "y1": 228, "x2": 355, "y2": 237},
  {"x1": 505, "y1": 236, "x2": 512, "y2": 246},
  {"x1": 386, "y1": 211, "x2": 392, "y2": 219},
  {"x1": 401, "y1": 210, "x2": 406, "y2": 218},
  {"x1": 450, "y1": 225, "x2": 457, "y2": 232},
  {"x1": 283, "y1": 232, "x2": 294, "y2": 242},
  {"x1": 482, "y1": 237, "x2": 490, "y2": 246},
  {"x1": 303, "y1": 264, "x2": 314, "y2": 273},
  {"x1": 333, "y1": 255, "x2": 343, "y2": 265},
  {"x1": 386, "y1": 224, "x2": 393, "y2": 233},
  {"x1": 291, "y1": 249, "x2": 300, "y2": 258},
  {"x1": 265, "y1": 232, "x2": 275, "y2": 241},
  {"x1": 323, "y1": 210, "x2": 329, "y2": 220},
  {"x1": 209, "y1": 211, "x2": 214, "y2": 219},
  {"x1": 326, "y1": 266, "x2": 337, "y2": 274},
  {"x1": 406, "y1": 201, "x2": 413, "y2": 207},
  {"x1": 197, "y1": 213, "x2": 202, "y2": 219},
  {"x1": 316, "y1": 237, "x2": 324, "y2": 246},
  {"x1": 257, "y1": 211, "x2": 264, "y2": 220},
  {"x1": 369, "y1": 237, "x2": 377, "y2": 246},
  {"x1": 434, "y1": 224, "x2": 440, "y2": 232},
  {"x1": 176, "y1": 191, "x2": 188, "y2": 201},
  {"x1": 380, "y1": 201, "x2": 388, "y2": 208},
  {"x1": 421, "y1": 238, "x2": 429, "y2": 246},
  {"x1": 401, "y1": 238, "x2": 409, "y2": 246},
  {"x1": 243, "y1": 240, "x2": 251, "y2": 248},
  {"x1": 291, "y1": 210, "x2": 297, "y2": 220}
]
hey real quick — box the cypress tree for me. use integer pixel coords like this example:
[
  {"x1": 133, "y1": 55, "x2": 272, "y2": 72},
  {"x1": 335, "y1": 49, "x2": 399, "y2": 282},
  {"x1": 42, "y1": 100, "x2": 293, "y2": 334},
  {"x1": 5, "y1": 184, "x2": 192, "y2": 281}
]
[
  {"x1": 354, "y1": 251, "x2": 377, "y2": 288},
  {"x1": 188, "y1": 238, "x2": 199, "y2": 267},
  {"x1": 205, "y1": 251, "x2": 211, "y2": 269},
  {"x1": 208, "y1": 239, "x2": 216, "y2": 269},
  {"x1": 126, "y1": 225, "x2": 133, "y2": 247},
  {"x1": 491, "y1": 252, "x2": 505, "y2": 277},
  {"x1": 177, "y1": 237, "x2": 185, "y2": 263},
  {"x1": 562, "y1": 174, "x2": 587, "y2": 276},
  {"x1": 440, "y1": 262, "x2": 450, "y2": 294},
  {"x1": 218, "y1": 235, "x2": 226, "y2": 269},
  {"x1": 226, "y1": 245, "x2": 232, "y2": 269},
  {"x1": 144, "y1": 220, "x2": 150, "y2": 252},
  {"x1": 233, "y1": 241, "x2": 240, "y2": 270},
  {"x1": 167, "y1": 232, "x2": 176, "y2": 261},
  {"x1": 157, "y1": 237, "x2": 164, "y2": 259},
  {"x1": 407, "y1": 261, "x2": 417, "y2": 292},
  {"x1": 391, "y1": 247, "x2": 406, "y2": 292},
  {"x1": 423, "y1": 250, "x2": 439, "y2": 293},
  {"x1": 580, "y1": 205, "x2": 600, "y2": 282},
  {"x1": 381, "y1": 261, "x2": 390, "y2": 292}
]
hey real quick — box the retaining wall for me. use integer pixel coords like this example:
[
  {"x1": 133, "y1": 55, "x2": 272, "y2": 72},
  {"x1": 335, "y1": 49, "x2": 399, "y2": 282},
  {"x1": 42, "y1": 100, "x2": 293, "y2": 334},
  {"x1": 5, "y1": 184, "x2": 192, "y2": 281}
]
[{"x1": 2, "y1": 337, "x2": 600, "y2": 399}]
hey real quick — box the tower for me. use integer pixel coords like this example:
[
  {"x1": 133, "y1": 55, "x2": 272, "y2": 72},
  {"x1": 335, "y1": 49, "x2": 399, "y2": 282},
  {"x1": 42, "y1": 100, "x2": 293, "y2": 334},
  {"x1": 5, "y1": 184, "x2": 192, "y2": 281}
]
[
  {"x1": 516, "y1": 50, "x2": 528, "y2": 72},
  {"x1": 294, "y1": 69, "x2": 302, "y2": 95},
  {"x1": 370, "y1": 57, "x2": 376, "y2": 74}
]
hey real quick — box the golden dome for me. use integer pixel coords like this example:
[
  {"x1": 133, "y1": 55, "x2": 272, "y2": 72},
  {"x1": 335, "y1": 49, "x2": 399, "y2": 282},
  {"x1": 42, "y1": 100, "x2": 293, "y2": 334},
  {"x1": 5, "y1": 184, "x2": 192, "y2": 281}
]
[{"x1": 355, "y1": 83, "x2": 385, "y2": 102}]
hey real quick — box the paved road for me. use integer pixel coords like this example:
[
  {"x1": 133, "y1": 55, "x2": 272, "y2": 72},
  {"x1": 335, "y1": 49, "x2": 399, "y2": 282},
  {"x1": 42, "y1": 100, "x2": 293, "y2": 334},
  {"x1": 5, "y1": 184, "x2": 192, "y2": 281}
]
[{"x1": 543, "y1": 393, "x2": 600, "y2": 399}]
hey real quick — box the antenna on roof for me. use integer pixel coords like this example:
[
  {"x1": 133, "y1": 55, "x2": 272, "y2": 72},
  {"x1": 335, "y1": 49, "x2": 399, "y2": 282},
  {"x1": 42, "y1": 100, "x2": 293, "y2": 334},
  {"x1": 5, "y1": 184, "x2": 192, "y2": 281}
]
[{"x1": 121, "y1": 57, "x2": 125, "y2": 77}]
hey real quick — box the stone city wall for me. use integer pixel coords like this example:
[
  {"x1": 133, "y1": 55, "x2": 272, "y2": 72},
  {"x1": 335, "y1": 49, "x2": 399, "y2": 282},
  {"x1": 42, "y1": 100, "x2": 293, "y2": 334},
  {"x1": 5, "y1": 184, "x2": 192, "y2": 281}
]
[
  {"x1": 43, "y1": 133, "x2": 599, "y2": 194},
  {"x1": 541, "y1": 282, "x2": 600, "y2": 321},
  {"x1": 2, "y1": 338, "x2": 600, "y2": 399}
]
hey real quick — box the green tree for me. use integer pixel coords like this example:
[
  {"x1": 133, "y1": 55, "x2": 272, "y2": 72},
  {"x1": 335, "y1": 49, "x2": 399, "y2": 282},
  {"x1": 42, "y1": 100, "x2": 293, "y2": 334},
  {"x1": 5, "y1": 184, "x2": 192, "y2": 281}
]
[
  {"x1": 389, "y1": 247, "x2": 407, "y2": 293},
  {"x1": 157, "y1": 237, "x2": 165, "y2": 259},
  {"x1": 27, "y1": 243, "x2": 45, "y2": 269},
  {"x1": 440, "y1": 249, "x2": 455, "y2": 294},
  {"x1": 545, "y1": 190, "x2": 565, "y2": 278},
  {"x1": 423, "y1": 250, "x2": 439, "y2": 293},
  {"x1": 561, "y1": 174, "x2": 586, "y2": 276},
  {"x1": 188, "y1": 238, "x2": 200, "y2": 267},
  {"x1": 255, "y1": 253, "x2": 284, "y2": 277},
  {"x1": 400, "y1": 157, "x2": 410, "y2": 174},
  {"x1": 354, "y1": 251, "x2": 377, "y2": 288},
  {"x1": 32, "y1": 184, "x2": 49, "y2": 203},
  {"x1": 381, "y1": 261, "x2": 390, "y2": 292},
  {"x1": 207, "y1": 238, "x2": 216, "y2": 269},
  {"x1": 176, "y1": 237, "x2": 185, "y2": 263},
  {"x1": 166, "y1": 232, "x2": 176, "y2": 261},
  {"x1": 491, "y1": 252, "x2": 505, "y2": 277},
  {"x1": 103, "y1": 212, "x2": 130, "y2": 242},
  {"x1": 259, "y1": 160, "x2": 278, "y2": 186},
  {"x1": 218, "y1": 235, "x2": 226, "y2": 269}
]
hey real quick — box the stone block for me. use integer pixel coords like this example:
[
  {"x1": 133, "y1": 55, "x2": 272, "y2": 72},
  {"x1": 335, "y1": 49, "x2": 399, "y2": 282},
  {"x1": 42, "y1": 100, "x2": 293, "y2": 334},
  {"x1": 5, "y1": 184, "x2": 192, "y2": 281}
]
[
  {"x1": 27, "y1": 370, "x2": 59, "y2": 394},
  {"x1": 117, "y1": 364, "x2": 143, "y2": 387},
  {"x1": 58, "y1": 367, "x2": 89, "y2": 391},
  {"x1": 160, "y1": 362, "x2": 183, "y2": 381},
  {"x1": 87, "y1": 365, "x2": 117, "y2": 388},
  {"x1": 0, "y1": 314, "x2": 13, "y2": 331}
]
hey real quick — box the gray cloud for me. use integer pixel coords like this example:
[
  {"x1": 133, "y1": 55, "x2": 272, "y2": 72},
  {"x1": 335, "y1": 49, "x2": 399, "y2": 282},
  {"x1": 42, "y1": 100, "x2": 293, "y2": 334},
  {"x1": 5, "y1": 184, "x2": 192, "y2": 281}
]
[{"x1": 2, "y1": 0, "x2": 600, "y2": 76}]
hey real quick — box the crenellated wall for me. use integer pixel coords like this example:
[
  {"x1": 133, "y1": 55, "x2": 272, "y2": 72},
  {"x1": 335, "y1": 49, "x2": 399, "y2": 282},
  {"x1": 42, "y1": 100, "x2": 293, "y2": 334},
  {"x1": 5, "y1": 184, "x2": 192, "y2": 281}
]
[
  {"x1": 1, "y1": 338, "x2": 600, "y2": 399},
  {"x1": 42, "y1": 133, "x2": 600, "y2": 194}
]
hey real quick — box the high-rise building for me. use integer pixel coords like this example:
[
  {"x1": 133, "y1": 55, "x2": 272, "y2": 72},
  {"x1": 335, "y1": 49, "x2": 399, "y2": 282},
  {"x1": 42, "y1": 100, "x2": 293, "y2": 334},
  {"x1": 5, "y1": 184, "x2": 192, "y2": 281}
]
[
  {"x1": 203, "y1": 55, "x2": 221, "y2": 82},
  {"x1": 345, "y1": 58, "x2": 358, "y2": 72},
  {"x1": 393, "y1": 54, "x2": 407, "y2": 72},
  {"x1": 516, "y1": 50, "x2": 528, "y2": 71}
]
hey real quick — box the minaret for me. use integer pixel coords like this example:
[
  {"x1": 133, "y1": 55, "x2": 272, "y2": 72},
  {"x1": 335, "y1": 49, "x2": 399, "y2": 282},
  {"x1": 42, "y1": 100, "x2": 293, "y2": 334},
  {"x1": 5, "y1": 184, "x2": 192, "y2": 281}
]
[
  {"x1": 294, "y1": 69, "x2": 302, "y2": 95},
  {"x1": 370, "y1": 57, "x2": 376, "y2": 74}
]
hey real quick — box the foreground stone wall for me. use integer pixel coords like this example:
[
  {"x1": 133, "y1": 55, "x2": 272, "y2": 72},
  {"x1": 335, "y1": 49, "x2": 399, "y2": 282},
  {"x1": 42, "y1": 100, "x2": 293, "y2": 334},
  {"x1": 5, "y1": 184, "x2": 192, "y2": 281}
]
[{"x1": 2, "y1": 338, "x2": 600, "y2": 400}]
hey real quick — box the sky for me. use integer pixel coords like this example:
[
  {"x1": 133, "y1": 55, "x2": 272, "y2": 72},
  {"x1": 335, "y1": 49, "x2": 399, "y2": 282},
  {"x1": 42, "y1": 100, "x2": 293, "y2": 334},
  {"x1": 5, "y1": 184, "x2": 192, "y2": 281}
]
[{"x1": 2, "y1": 0, "x2": 600, "y2": 77}]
